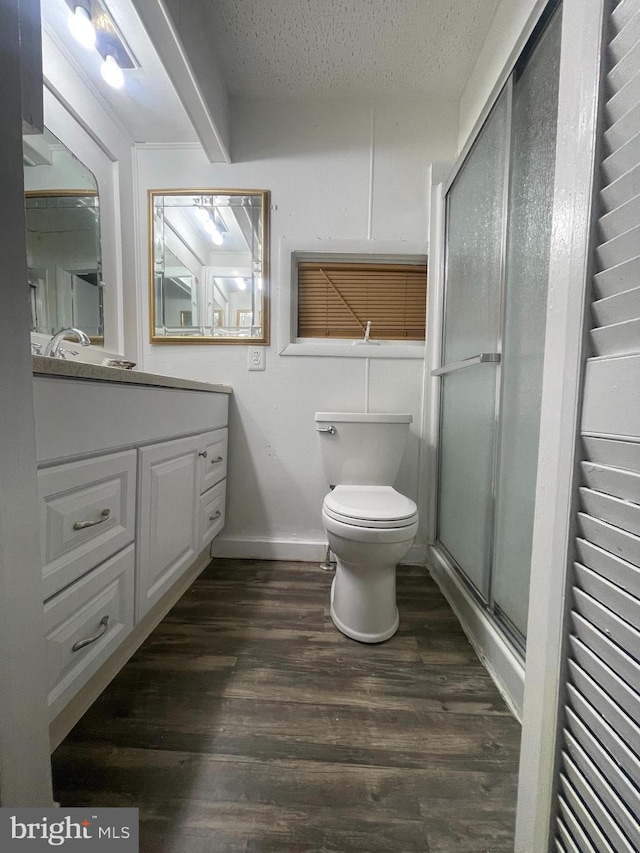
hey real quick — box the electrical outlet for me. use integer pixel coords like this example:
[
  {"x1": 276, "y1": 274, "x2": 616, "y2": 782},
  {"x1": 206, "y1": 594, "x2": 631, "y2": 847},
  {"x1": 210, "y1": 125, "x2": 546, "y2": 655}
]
[{"x1": 248, "y1": 347, "x2": 266, "y2": 371}]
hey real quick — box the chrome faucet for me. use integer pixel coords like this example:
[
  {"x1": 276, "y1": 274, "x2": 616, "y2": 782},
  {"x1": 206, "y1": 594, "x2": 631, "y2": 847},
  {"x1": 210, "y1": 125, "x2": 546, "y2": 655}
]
[{"x1": 43, "y1": 327, "x2": 91, "y2": 358}]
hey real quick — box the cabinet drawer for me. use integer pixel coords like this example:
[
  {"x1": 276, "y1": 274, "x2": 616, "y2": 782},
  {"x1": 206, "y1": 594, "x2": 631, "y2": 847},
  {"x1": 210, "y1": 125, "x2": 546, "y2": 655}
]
[
  {"x1": 200, "y1": 480, "x2": 226, "y2": 549},
  {"x1": 38, "y1": 450, "x2": 136, "y2": 599},
  {"x1": 199, "y1": 428, "x2": 228, "y2": 494},
  {"x1": 44, "y1": 544, "x2": 135, "y2": 720}
]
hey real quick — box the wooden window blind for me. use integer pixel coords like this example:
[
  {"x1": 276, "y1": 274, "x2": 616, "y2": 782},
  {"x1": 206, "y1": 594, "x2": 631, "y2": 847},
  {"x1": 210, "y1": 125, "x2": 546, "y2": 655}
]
[{"x1": 297, "y1": 261, "x2": 427, "y2": 340}]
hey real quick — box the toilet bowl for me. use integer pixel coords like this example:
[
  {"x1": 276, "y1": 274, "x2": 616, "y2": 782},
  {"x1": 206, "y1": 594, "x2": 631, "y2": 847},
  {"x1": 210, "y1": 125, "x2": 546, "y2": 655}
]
[
  {"x1": 315, "y1": 412, "x2": 419, "y2": 643},
  {"x1": 322, "y1": 485, "x2": 418, "y2": 643}
]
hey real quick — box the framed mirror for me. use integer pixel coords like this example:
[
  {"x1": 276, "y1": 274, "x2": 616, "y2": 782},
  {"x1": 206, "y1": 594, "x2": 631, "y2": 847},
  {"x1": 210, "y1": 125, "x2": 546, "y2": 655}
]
[
  {"x1": 149, "y1": 189, "x2": 270, "y2": 344},
  {"x1": 23, "y1": 129, "x2": 103, "y2": 340}
]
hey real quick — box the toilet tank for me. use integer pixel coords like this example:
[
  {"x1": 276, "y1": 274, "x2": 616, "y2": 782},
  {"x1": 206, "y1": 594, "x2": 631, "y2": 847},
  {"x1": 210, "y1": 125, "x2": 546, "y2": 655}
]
[{"x1": 315, "y1": 412, "x2": 412, "y2": 486}]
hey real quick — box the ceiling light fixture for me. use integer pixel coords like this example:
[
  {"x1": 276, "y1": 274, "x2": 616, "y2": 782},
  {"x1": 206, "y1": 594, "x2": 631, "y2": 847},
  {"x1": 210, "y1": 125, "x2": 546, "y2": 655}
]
[
  {"x1": 65, "y1": 0, "x2": 138, "y2": 89},
  {"x1": 69, "y1": 4, "x2": 96, "y2": 48},
  {"x1": 203, "y1": 219, "x2": 224, "y2": 245},
  {"x1": 235, "y1": 277, "x2": 247, "y2": 290},
  {"x1": 196, "y1": 202, "x2": 226, "y2": 245},
  {"x1": 100, "y1": 52, "x2": 124, "y2": 89}
]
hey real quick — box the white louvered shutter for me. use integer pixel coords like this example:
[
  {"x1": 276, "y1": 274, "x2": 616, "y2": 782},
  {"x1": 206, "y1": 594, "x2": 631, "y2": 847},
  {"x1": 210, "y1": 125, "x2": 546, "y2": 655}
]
[{"x1": 554, "y1": 1, "x2": 640, "y2": 851}]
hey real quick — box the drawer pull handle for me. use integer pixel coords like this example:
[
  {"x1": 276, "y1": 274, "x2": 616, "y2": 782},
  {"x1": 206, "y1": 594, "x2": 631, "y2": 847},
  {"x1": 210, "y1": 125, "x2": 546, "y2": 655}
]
[
  {"x1": 211, "y1": 456, "x2": 224, "y2": 464},
  {"x1": 209, "y1": 510, "x2": 222, "y2": 521},
  {"x1": 72, "y1": 615, "x2": 109, "y2": 652},
  {"x1": 73, "y1": 508, "x2": 110, "y2": 530},
  {"x1": 199, "y1": 450, "x2": 208, "y2": 458}
]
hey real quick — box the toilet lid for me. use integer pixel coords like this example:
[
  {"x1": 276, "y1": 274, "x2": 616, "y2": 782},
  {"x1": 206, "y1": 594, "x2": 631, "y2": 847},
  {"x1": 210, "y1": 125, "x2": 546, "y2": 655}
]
[{"x1": 324, "y1": 485, "x2": 418, "y2": 529}]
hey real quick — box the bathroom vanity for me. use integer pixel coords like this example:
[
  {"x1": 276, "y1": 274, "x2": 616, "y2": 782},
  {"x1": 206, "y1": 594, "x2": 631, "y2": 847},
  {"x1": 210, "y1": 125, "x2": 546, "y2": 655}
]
[{"x1": 32, "y1": 358, "x2": 231, "y2": 749}]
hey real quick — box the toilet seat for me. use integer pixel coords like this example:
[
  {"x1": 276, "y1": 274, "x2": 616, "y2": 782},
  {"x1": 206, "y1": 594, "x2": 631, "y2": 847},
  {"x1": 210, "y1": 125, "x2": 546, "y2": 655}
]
[{"x1": 323, "y1": 485, "x2": 418, "y2": 529}]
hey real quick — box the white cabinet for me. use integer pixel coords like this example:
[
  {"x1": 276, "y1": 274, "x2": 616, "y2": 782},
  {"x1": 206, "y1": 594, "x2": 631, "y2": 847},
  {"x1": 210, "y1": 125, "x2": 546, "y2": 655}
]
[
  {"x1": 137, "y1": 430, "x2": 229, "y2": 619},
  {"x1": 33, "y1": 376, "x2": 230, "y2": 737},
  {"x1": 136, "y1": 435, "x2": 201, "y2": 620}
]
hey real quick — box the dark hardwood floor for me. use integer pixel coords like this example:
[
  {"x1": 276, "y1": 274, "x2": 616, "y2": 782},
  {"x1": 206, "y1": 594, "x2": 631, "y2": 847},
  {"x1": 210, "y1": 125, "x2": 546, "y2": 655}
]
[{"x1": 52, "y1": 559, "x2": 521, "y2": 852}]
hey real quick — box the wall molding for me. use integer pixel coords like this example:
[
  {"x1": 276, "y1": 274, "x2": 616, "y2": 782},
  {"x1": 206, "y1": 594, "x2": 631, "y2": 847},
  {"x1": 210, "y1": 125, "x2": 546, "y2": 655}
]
[
  {"x1": 212, "y1": 536, "x2": 327, "y2": 563},
  {"x1": 428, "y1": 546, "x2": 524, "y2": 720},
  {"x1": 212, "y1": 536, "x2": 427, "y2": 567},
  {"x1": 134, "y1": 142, "x2": 204, "y2": 151}
]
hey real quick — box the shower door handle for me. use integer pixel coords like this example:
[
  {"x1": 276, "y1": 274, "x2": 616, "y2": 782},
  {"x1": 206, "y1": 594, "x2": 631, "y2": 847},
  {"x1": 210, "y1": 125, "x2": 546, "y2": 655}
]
[{"x1": 431, "y1": 352, "x2": 501, "y2": 377}]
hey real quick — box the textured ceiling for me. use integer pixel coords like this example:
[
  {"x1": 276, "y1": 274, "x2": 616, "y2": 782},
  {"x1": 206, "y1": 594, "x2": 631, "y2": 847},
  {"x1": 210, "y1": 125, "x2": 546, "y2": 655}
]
[{"x1": 205, "y1": 0, "x2": 501, "y2": 98}]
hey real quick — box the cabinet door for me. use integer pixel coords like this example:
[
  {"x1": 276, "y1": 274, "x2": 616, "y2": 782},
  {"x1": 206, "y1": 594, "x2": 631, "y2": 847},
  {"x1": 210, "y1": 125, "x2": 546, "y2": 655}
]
[{"x1": 137, "y1": 435, "x2": 200, "y2": 620}]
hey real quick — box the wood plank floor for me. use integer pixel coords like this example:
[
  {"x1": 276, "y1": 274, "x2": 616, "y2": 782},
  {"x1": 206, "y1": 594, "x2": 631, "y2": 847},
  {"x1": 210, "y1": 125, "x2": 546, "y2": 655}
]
[{"x1": 52, "y1": 559, "x2": 521, "y2": 852}]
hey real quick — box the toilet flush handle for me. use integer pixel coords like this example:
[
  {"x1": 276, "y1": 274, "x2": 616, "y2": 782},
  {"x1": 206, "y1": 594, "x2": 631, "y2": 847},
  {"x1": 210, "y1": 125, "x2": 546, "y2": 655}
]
[{"x1": 316, "y1": 425, "x2": 336, "y2": 435}]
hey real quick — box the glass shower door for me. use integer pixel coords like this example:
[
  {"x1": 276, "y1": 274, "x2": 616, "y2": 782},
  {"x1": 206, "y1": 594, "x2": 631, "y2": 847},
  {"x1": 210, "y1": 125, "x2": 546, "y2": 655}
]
[
  {"x1": 436, "y1": 7, "x2": 561, "y2": 646},
  {"x1": 491, "y1": 8, "x2": 562, "y2": 638},
  {"x1": 436, "y1": 89, "x2": 509, "y2": 599}
]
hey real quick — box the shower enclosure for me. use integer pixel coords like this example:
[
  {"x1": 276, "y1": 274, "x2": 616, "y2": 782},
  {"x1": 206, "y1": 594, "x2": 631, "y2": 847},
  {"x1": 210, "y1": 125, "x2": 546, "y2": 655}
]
[{"x1": 434, "y1": 6, "x2": 562, "y2": 650}]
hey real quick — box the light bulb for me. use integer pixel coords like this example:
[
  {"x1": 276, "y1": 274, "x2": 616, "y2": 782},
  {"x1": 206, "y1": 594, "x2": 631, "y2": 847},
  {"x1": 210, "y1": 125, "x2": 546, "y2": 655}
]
[
  {"x1": 69, "y1": 6, "x2": 96, "y2": 49},
  {"x1": 235, "y1": 277, "x2": 247, "y2": 290},
  {"x1": 204, "y1": 219, "x2": 224, "y2": 244},
  {"x1": 101, "y1": 53, "x2": 124, "y2": 89}
]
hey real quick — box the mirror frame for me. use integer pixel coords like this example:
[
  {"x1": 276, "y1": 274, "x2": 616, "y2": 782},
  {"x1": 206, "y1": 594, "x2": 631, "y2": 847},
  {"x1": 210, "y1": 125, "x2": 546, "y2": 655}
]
[
  {"x1": 24, "y1": 188, "x2": 103, "y2": 343},
  {"x1": 148, "y1": 188, "x2": 270, "y2": 345}
]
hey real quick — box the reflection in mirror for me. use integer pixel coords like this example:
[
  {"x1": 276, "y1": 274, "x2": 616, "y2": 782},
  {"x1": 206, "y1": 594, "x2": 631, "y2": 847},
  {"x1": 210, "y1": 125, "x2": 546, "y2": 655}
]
[
  {"x1": 23, "y1": 129, "x2": 103, "y2": 340},
  {"x1": 150, "y1": 189, "x2": 269, "y2": 344}
]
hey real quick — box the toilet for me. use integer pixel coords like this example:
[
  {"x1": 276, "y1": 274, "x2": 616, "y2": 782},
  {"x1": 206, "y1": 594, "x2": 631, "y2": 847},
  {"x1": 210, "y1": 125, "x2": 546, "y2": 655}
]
[{"x1": 315, "y1": 412, "x2": 418, "y2": 643}]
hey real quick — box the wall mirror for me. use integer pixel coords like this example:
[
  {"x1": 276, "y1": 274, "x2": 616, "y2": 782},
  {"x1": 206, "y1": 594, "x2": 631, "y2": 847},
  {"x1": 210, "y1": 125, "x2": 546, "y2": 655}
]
[
  {"x1": 149, "y1": 189, "x2": 269, "y2": 344},
  {"x1": 23, "y1": 129, "x2": 103, "y2": 340}
]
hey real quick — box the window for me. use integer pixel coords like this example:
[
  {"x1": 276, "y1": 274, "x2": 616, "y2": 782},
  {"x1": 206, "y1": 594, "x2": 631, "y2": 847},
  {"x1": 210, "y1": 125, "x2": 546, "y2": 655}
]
[{"x1": 296, "y1": 258, "x2": 427, "y2": 341}]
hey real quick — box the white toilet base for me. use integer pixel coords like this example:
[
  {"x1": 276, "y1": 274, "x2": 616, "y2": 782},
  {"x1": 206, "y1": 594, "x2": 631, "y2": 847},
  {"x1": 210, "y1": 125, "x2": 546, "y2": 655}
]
[
  {"x1": 330, "y1": 570, "x2": 399, "y2": 644},
  {"x1": 322, "y1": 507, "x2": 417, "y2": 644}
]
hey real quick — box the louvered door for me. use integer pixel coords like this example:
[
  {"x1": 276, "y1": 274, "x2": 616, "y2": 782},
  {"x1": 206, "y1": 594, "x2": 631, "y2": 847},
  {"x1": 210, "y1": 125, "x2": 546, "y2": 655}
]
[{"x1": 554, "y1": 1, "x2": 640, "y2": 850}]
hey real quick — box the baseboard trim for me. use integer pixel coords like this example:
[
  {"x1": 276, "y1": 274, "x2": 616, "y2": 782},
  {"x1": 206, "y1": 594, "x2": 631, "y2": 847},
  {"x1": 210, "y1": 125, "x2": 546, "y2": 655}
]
[
  {"x1": 404, "y1": 542, "x2": 427, "y2": 566},
  {"x1": 427, "y1": 545, "x2": 524, "y2": 720},
  {"x1": 211, "y1": 537, "x2": 428, "y2": 566},
  {"x1": 211, "y1": 536, "x2": 328, "y2": 562}
]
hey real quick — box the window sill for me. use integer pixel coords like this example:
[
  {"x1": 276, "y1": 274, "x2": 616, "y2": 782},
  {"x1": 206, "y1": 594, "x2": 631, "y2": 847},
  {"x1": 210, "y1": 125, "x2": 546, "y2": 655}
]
[{"x1": 279, "y1": 340, "x2": 425, "y2": 359}]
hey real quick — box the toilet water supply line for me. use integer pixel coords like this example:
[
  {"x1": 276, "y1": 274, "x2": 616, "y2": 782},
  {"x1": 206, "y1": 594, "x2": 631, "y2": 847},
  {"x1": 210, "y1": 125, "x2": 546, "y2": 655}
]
[{"x1": 320, "y1": 544, "x2": 335, "y2": 571}]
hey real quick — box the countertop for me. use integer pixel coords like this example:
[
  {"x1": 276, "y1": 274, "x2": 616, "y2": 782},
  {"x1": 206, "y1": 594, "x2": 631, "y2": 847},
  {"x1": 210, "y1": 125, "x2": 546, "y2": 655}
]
[{"x1": 32, "y1": 356, "x2": 232, "y2": 395}]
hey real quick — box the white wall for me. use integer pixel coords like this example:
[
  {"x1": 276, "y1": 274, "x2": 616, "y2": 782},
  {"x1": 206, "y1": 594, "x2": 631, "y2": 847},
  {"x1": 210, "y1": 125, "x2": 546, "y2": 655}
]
[{"x1": 135, "y1": 95, "x2": 458, "y2": 560}]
